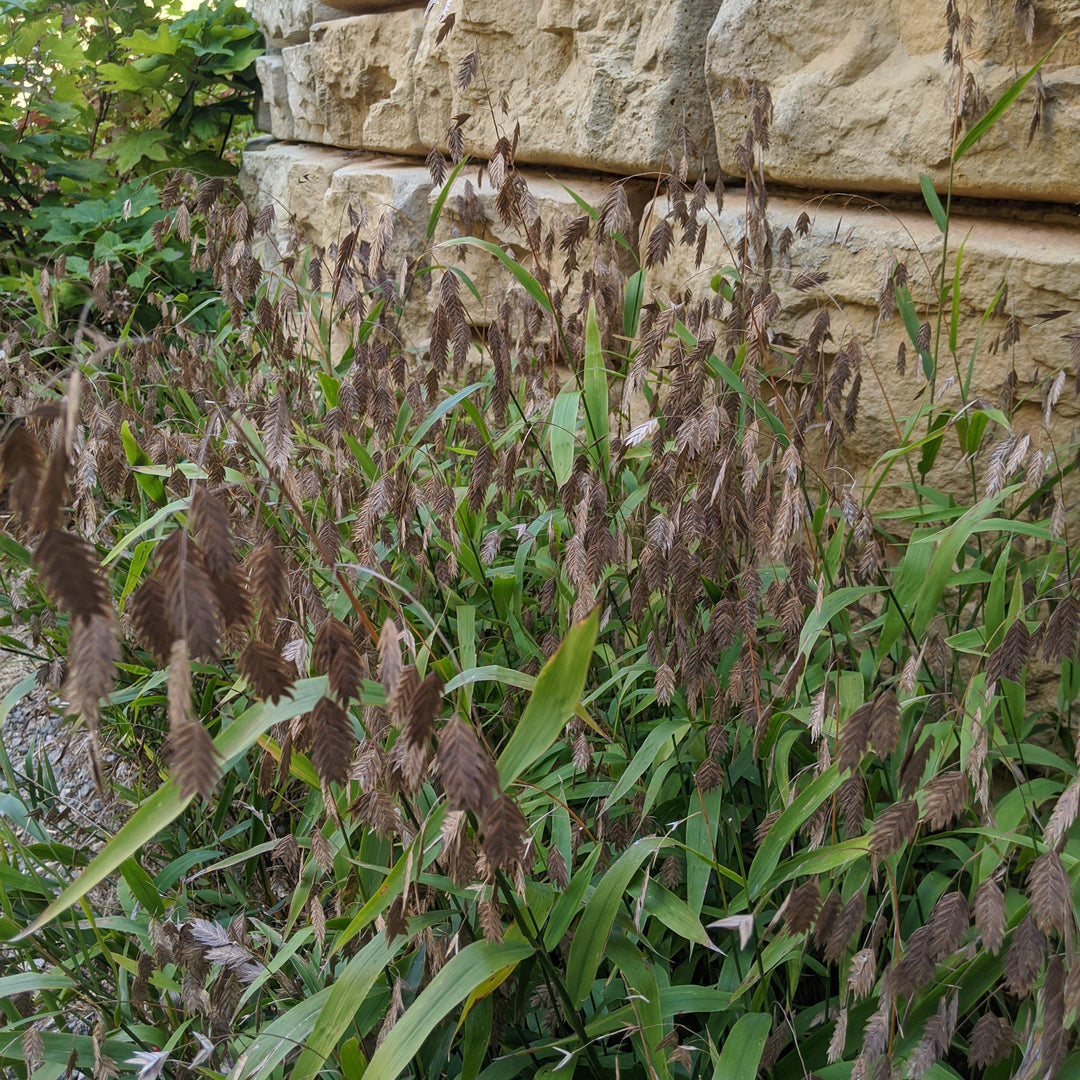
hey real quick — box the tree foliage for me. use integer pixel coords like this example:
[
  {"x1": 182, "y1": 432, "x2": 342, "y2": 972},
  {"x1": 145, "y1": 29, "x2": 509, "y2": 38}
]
[{"x1": 0, "y1": 0, "x2": 259, "y2": 322}]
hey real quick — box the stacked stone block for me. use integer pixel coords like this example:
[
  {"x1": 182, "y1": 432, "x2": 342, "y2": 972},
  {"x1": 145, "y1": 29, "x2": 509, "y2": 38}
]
[{"x1": 242, "y1": 0, "x2": 1080, "y2": 472}]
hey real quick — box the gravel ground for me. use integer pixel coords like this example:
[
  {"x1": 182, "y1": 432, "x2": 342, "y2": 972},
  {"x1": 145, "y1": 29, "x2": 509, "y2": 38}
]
[
  {"x1": 0, "y1": 648, "x2": 124, "y2": 838},
  {"x1": 0, "y1": 659, "x2": 119, "y2": 1080}
]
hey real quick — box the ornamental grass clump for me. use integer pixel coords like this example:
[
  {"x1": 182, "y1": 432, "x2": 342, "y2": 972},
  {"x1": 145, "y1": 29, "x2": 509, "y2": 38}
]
[{"x1": 0, "y1": 9, "x2": 1078, "y2": 1080}]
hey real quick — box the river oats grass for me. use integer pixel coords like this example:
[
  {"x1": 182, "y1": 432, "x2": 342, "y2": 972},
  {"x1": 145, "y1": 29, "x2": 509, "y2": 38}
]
[{"x1": 0, "y1": 13, "x2": 1079, "y2": 1080}]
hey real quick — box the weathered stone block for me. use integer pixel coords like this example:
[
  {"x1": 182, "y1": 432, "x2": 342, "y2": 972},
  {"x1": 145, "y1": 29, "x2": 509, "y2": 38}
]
[
  {"x1": 280, "y1": 11, "x2": 426, "y2": 154},
  {"x1": 247, "y1": 0, "x2": 341, "y2": 47},
  {"x1": 240, "y1": 141, "x2": 356, "y2": 252},
  {"x1": 270, "y1": 0, "x2": 722, "y2": 175},
  {"x1": 412, "y1": 0, "x2": 721, "y2": 177},
  {"x1": 706, "y1": 0, "x2": 1080, "y2": 202},
  {"x1": 255, "y1": 53, "x2": 295, "y2": 141},
  {"x1": 645, "y1": 188, "x2": 1080, "y2": 480},
  {"x1": 240, "y1": 142, "x2": 650, "y2": 348}
]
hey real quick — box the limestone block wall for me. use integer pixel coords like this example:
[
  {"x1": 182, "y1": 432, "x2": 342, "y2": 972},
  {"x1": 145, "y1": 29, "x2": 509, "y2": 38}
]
[
  {"x1": 241, "y1": 0, "x2": 1080, "y2": 476},
  {"x1": 708, "y1": 0, "x2": 1080, "y2": 201}
]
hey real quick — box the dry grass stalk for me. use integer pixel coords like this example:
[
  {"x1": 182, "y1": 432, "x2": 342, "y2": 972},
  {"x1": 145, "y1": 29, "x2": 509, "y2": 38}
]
[{"x1": 167, "y1": 639, "x2": 220, "y2": 800}]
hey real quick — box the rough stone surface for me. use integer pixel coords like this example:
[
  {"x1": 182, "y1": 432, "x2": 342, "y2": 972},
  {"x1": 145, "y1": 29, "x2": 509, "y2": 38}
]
[
  {"x1": 240, "y1": 0, "x2": 1080, "y2": 496},
  {"x1": 411, "y1": 0, "x2": 720, "y2": 177},
  {"x1": 241, "y1": 141, "x2": 1080, "y2": 446},
  {"x1": 706, "y1": 0, "x2": 1080, "y2": 201},
  {"x1": 250, "y1": 0, "x2": 1080, "y2": 203},
  {"x1": 241, "y1": 141, "x2": 648, "y2": 336},
  {"x1": 241, "y1": 142, "x2": 430, "y2": 252},
  {"x1": 240, "y1": 140, "x2": 356, "y2": 252},
  {"x1": 255, "y1": 53, "x2": 294, "y2": 140},
  {"x1": 254, "y1": 92, "x2": 273, "y2": 136},
  {"x1": 645, "y1": 188, "x2": 1080, "y2": 480},
  {"x1": 248, "y1": 0, "x2": 342, "y2": 46},
  {"x1": 0, "y1": 650, "x2": 129, "y2": 842},
  {"x1": 278, "y1": 12, "x2": 426, "y2": 153},
  {"x1": 264, "y1": 0, "x2": 722, "y2": 177}
]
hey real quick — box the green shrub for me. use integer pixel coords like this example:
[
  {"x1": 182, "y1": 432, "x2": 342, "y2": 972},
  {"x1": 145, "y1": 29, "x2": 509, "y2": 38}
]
[{"x1": 0, "y1": 0, "x2": 260, "y2": 328}]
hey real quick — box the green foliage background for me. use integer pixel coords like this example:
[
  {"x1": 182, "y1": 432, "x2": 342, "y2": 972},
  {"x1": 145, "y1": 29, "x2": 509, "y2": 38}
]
[{"x1": 0, "y1": 0, "x2": 259, "y2": 322}]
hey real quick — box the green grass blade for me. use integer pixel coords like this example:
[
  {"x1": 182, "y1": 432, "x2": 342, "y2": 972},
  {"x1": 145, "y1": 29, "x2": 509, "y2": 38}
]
[
  {"x1": 0, "y1": 673, "x2": 39, "y2": 778},
  {"x1": 13, "y1": 677, "x2": 329, "y2": 939},
  {"x1": 763, "y1": 836, "x2": 872, "y2": 892},
  {"x1": 601, "y1": 719, "x2": 689, "y2": 812},
  {"x1": 407, "y1": 382, "x2": 484, "y2": 449},
  {"x1": 438, "y1": 237, "x2": 552, "y2": 312},
  {"x1": 643, "y1": 881, "x2": 711, "y2": 949},
  {"x1": 894, "y1": 283, "x2": 933, "y2": 377},
  {"x1": 120, "y1": 420, "x2": 168, "y2": 505},
  {"x1": 797, "y1": 586, "x2": 878, "y2": 661},
  {"x1": 426, "y1": 156, "x2": 469, "y2": 240},
  {"x1": 234, "y1": 989, "x2": 331, "y2": 1080},
  {"x1": 543, "y1": 844, "x2": 602, "y2": 951},
  {"x1": 548, "y1": 387, "x2": 579, "y2": 488},
  {"x1": 444, "y1": 665, "x2": 536, "y2": 694},
  {"x1": 289, "y1": 931, "x2": 401, "y2": 1080},
  {"x1": 686, "y1": 786, "x2": 721, "y2": 916},
  {"x1": 329, "y1": 805, "x2": 446, "y2": 956},
  {"x1": 919, "y1": 174, "x2": 947, "y2": 232},
  {"x1": 497, "y1": 607, "x2": 599, "y2": 787},
  {"x1": 565, "y1": 836, "x2": 666, "y2": 1007},
  {"x1": 362, "y1": 941, "x2": 533, "y2": 1080},
  {"x1": 746, "y1": 765, "x2": 844, "y2": 899},
  {"x1": 953, "y1": 35, "x2": 1064, "y2": 162},
  {"x1": 677, "y1": 322, "x2": 786, "y2": 443},
  {"x1": 101, "y1": 496, "x2": 190, "y2": 565},
  {"x1": 607, "y1": 935, "x2": 669, "y2": 1079},
  {"x1": 556, "y1": 182, "x2": 600, "y2": 221},
  {"x1": 555, "y1": 181, "x2": 634, "y2": 252},
  {"x1": 711, "y1": 1013, "x2": 771, "y2": 1080},
  {"x1": 623, "y1": 268, "x2": 645, "y2": 341},
  {"x1": 912, "y1": 492, "x2": 1007, "y2": 637},
  {"x1": 582, "y1": 299, "x2": 609, "y2": 472},
  {"x1": 0, "y1": 972, "x2": 74, "y2": 996},
  {"x1": 949, "y1": 235, "x2": 967, "y2": 353}
]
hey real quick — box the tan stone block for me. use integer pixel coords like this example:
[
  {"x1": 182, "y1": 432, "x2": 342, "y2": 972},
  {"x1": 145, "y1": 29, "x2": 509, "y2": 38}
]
[
  {"x1": 241, "y1": 144, "x2": 1080, "y2": 501},
  {"x1": 410, "y1": 0, "x2": 721, "y2": 177},
  {"x1": 707, "y1": 0, "x2": 1080, "y2": 202},
  {"x1": 241, "y1": 143, "x2": 653, "y2": 351},
  {"x1": 318, "y1": 159, "x2": 647, "y2": 340},
  {"x1": 240, "y1": 144, "x2": 432, "y2": 348},
  {"x1": 248, "y1": 0, "x2": 341, "y2": 47},
  {"x1": 644, "y1": 188, "x2": 1080, "y2": 488},
  {"x1": 255, "y1": 54, "x2": 295, "y2": 141},
  {"x1": 280, "y1": 11, "x2": 426, "y2": 154},
  {"x1": 240, "y1": 141, "x2": 357, "y2": 251}
]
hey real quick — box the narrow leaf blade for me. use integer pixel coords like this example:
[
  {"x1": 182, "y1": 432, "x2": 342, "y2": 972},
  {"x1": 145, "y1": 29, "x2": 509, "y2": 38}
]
[
  {"x1": 919, "y1": 174, "x2": 947, "y2": 232},
  {"x1": 953, "y1": 36, "x2": 1064, "y2": 162},
  {"x1": 497, "y1": 607, "x2": 599, "y2": 787},
  {"x1": 565, "y1": 837, "x2": 666, "y2": 1006},
  {"x1": 712, "y1": 1013, "x2": 772, "y2": 1080},
  {"x1": 15, "y1": 678, "x2": 329, "y2": 939},
  {"x1": 583, "y1": 299, "x2": 609, "y2": 472},
  {"x1": 439, "y1": 236, "x2": 552, "y2": 312},
  {"x1": 549, "y1": 388, "x2": 580, "y2": 488},
  {"x1": 289, "y1": 932, "x2": 400, "y2": 1080},
  {"x1": 362, "y1": 941, "x2": 532, "y2": 1080}
]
